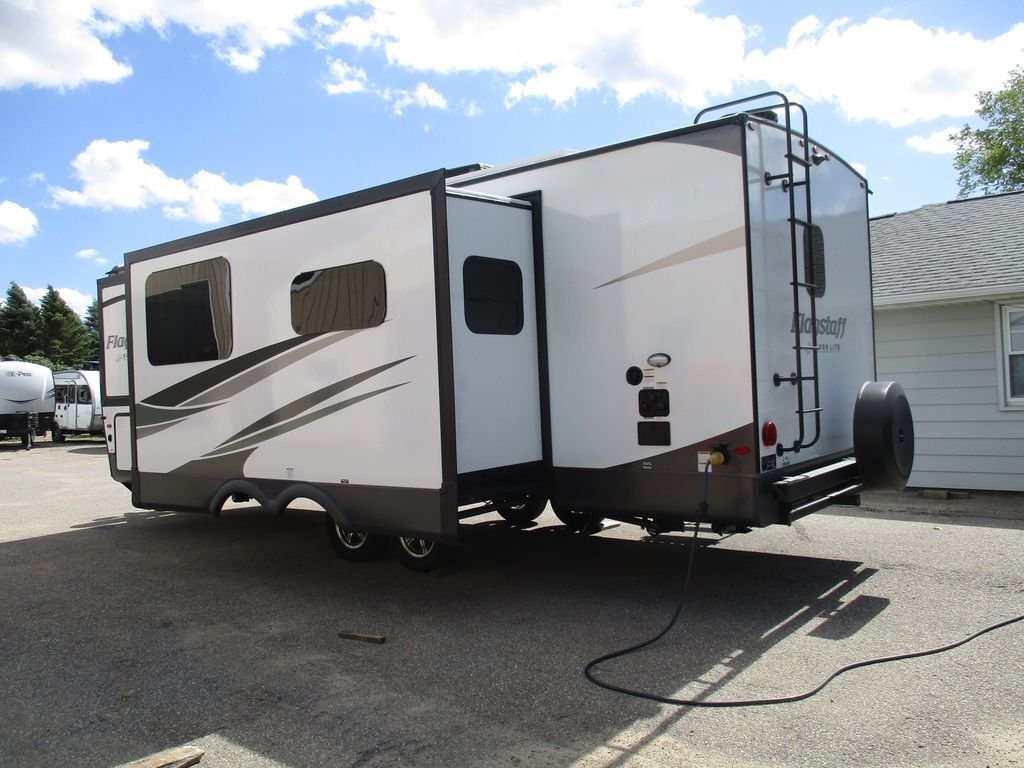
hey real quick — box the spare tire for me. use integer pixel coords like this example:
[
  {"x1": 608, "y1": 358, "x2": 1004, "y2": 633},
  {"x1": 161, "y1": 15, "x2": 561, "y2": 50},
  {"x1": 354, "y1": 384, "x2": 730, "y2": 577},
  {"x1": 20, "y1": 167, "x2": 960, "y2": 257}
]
[{"x1": 854, "y1": 381, "x2": 914, "y2": 490}]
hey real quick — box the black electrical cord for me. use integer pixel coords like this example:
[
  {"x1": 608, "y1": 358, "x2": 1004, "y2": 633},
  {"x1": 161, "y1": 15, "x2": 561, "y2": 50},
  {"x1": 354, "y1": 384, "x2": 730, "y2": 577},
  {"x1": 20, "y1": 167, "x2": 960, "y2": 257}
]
[{"x1": 584, "y1": 462, "x2": 1024, "y2": 707}]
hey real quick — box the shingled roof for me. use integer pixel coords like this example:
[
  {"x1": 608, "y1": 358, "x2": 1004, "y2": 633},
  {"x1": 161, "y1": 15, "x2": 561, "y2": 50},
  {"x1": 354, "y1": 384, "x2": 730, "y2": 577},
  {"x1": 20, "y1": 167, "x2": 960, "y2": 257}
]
[{"x1": 869, "y1": 190, "x2": 1024, "y2": 306}]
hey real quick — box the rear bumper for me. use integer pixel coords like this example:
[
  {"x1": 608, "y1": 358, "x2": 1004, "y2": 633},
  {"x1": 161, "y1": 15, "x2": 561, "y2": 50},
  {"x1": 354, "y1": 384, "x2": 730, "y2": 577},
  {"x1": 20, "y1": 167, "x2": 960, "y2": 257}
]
[{"x1": 770, "y1": 456, "x2": 863, "y2": 523}]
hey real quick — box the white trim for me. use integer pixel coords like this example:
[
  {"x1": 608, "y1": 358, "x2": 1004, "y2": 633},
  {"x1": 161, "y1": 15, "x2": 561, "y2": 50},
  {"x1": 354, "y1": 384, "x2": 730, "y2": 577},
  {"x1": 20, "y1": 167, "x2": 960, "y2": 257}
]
[
  {"x1": 873, "y1": 282, "x2": 1024, "y2": 308},
  {"x1": 996, "y1": 302, "x2": 1024, "y2": 411}
]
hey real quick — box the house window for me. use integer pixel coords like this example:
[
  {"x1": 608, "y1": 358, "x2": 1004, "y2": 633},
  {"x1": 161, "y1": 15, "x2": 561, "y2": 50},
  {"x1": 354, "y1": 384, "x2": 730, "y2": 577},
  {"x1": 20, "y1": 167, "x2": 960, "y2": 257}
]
[
  {"x1": 290, "y1": 261, "x2": 387, "y2": 335},
  {"x1": 1003, "y1": 304, "x2": 1024, "y2": 404},
  {"x1": 145, "y1": 257, "x2": 232, "y2": 366},
  {"x1": 463, "y1": 256, "x2": 524, "y2": 335}
]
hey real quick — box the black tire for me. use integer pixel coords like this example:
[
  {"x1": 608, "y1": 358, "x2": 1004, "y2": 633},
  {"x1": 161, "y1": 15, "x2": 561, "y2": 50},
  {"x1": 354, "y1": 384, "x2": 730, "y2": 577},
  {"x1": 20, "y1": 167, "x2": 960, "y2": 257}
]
[
  {"x1": 52, "y1": 427, "x2": 65, "y2": 443},
  {"x1": 328, "y1": 518, "x2": 386, "y2": 563},
  {"x1": 498, "y1": 496, "x2": 548, "y2": 525},
  {"x1": 552, "y1": 503, "x2": 604, "y2": 534},
  {"x1": 395, "y1": 536, "x2": 452, "y2": 572},
  {"x1": 854, "y1": 381, "x2": 915, "y2": 490}
]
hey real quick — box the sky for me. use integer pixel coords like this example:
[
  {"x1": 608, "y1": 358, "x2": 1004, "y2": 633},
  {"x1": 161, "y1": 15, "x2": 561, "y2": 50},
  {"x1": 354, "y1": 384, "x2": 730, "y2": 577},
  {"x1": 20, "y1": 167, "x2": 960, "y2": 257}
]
[{"x1": 1, "y1": 0, "x2": 1022, "y2": 316}]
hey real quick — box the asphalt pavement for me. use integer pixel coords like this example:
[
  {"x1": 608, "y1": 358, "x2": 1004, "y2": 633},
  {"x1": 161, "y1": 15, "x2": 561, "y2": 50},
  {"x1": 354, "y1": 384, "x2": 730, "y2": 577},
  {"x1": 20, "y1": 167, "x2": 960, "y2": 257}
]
[{"x1": 1, "y1": 438, "x2": 1022, "y2": 767}]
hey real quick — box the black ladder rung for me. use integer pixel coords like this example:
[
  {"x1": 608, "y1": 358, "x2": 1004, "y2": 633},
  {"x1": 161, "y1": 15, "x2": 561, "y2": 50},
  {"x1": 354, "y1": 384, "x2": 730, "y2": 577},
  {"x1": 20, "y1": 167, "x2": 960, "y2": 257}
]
[
  {"x1": 791, "y1": 280, "x2": 818, "y2": 289},
  {"x1": 786, "y1": 180, "x2": 809, "y2": 188},
  {"x1": 786, "y1": 153, "x2": 811, "y2": 168},
  {"x1": 789, "y1": 216, "x2": 813, "y2": 228},
  {"x1": 793, "y1": 344, "x2": 820, "y2": 351},
  {"x1": 797, "y1": 407, "x2": 823, "y2": 415}
]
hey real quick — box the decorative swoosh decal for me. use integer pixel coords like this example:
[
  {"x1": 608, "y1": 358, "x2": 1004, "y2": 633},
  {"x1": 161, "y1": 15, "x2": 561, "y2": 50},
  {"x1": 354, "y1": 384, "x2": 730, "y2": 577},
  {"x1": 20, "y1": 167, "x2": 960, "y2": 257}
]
[
  {"x1": 202, "y1": 382, "x2": 409, "y2": 458},
  {"x1": 224, "y1": 356, "x2": 414, "y2": 443},
  {"x1": 181, "y1": 330, "x2": 361, "y2": 407},
  {"x1": 136, "y1": 402, "x2": 221, "y2": 427},
  {"x1": 594, "y1": 227, "x2": 745, "y2": 289},
  {"x1": 142, "y1": 334, "x2": 325, "y2": 407}
]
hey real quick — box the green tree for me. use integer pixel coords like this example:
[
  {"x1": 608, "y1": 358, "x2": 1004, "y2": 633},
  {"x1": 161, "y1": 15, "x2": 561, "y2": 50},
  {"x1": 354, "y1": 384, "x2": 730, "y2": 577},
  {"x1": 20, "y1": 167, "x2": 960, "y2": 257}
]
[
  {"x1": 39, "y1": 286, "x2": 89, "y2": 368},
  {"x1": 954, "y1": 67, "x2": 1024, "y2": 197},
  {"x1": 0, "y1": 282, "x2": 42, "y2": 358},
  {"x1": 83, "y1": 297, "x2": 100, "y2": 363}
]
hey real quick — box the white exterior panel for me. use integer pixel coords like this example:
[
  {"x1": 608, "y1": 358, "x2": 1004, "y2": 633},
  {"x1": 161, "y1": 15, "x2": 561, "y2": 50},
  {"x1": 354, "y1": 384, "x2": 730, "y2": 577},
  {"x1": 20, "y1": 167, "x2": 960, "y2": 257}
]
[
  {"x1": 446, "y1": 196, "x2": 543, "y2": 474},
  {"x1": 746, "y1": 122, "x2": 874, "y2": 468},
  {"x1": 462, "y1": 136, "x2": 753, "y2": 469},
  {"x1": 129, "y1": 190, "x2": 445, "y2": 490}
]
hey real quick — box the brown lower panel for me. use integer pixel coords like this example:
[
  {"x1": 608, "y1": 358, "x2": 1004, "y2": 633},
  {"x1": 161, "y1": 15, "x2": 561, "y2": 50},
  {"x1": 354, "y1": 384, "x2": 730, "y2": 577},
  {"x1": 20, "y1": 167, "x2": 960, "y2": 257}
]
[{"x1": 136, "y1": 472, "x2": 459, "y2": 542}]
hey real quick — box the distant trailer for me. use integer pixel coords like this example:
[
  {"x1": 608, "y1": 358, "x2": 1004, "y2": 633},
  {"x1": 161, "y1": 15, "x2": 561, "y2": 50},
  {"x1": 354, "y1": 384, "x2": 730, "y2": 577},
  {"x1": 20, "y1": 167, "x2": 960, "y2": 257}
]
[
  {"x1": 100, "y1": 93, "x2": 914, "y2": 569},
  {"x1": 52, "y1": 369, "x2": 103, "y2": 441},
  {"x1": 0, "y1": 360, "x2": 55, "y2": 450}
]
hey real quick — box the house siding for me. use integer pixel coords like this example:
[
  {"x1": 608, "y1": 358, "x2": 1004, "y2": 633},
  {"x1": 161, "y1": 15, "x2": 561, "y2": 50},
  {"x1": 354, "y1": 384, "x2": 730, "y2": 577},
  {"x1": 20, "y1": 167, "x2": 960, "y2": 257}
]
[{"x1": 875, "y1": 301, "x2": 1024, "y2": 492}]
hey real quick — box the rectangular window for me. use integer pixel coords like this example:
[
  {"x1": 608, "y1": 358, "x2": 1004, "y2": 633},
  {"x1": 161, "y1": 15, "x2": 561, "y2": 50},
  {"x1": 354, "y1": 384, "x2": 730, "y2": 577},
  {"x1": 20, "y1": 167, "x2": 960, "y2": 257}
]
[
  {"x1": 463, "y1": 255, "x2": 524, "y2": 335},
  {"x1": 290, "y1": 261, "x2": 386, "y2": 335},
  {"x1": 1003, "y1": 304, "x2": 1024, "y2": 404},
  {"x1": 145, "y1": 257, "x2": 232, "y2": 366}
]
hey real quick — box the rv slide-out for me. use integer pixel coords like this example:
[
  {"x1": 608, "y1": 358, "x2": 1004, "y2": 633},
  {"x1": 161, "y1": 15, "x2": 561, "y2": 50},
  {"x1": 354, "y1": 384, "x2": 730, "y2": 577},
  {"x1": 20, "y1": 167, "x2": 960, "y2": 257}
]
[{"x1": 100, "y1": 93, "x2": 914, "y2": 568}]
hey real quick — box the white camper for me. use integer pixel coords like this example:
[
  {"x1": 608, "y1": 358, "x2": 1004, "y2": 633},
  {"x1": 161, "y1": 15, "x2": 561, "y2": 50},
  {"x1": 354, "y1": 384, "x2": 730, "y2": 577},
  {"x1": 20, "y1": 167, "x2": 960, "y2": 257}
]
[
  {"x1": 101, "y1": 93, "x2": 913, "y2": 569},
  {"x1": 52, "y1": 368, "x2": 103, "y2": 441},
  {"x1": 0, "y1": 360, "x2": 55, "y2": 450}
]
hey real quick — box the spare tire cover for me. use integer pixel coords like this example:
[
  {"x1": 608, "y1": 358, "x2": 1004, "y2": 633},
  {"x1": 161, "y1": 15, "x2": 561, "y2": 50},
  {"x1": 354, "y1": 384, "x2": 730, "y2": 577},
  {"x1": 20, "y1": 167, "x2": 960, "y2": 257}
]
[{"x1": 854, "y1": 381, "x2": 915, "y2": 490}]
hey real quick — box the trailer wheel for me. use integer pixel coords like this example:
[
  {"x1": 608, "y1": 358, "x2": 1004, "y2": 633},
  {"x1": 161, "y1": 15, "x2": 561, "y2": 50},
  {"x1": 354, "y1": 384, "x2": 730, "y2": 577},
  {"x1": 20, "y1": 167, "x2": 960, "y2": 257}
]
[
  {"x1": 396, "y1": 537, "x2": 452, "y2": 572},
  {"x1": 328, "y1": 520, "x2": 386, "y2": 563},
  {"x1": 52, "y1": 427, "x2": 65, "y2": 443},
  {"x1": 498, "y1": 496, "x2": 548, "y2": 525},
  {"x1": 552, "y1": 504, "x2": 603, "y2": 534},
  {"x1": 854, "y1": 381, "x2": 915, "y2": 491}
]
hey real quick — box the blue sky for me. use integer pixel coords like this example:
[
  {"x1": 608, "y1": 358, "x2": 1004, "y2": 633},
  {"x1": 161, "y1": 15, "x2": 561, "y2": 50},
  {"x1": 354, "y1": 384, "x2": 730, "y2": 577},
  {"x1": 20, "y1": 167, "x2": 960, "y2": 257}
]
[{"x1": 1, "y1": 0, "x2": 1022, "y2": 315}]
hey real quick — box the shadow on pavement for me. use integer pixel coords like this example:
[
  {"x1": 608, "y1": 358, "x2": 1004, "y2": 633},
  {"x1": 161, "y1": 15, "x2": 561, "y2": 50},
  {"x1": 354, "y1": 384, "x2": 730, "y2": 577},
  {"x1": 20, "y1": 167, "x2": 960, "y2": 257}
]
[{"x1": 0, "y1": 508, "x2": 883, "y2": 768}]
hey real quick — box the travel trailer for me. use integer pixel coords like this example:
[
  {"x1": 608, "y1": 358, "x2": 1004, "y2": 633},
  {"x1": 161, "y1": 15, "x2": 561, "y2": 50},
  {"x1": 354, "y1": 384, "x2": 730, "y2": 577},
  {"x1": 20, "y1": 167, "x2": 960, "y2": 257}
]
[
  {"x1": 52, "y1": 368, "x2": 103, "y2": 441},
  {"x1": 100, "y1": 93, "x2": 913, "y2": 569},
  {"x1": 0, "y1": 360, "x2": 55, "y2": 450}
]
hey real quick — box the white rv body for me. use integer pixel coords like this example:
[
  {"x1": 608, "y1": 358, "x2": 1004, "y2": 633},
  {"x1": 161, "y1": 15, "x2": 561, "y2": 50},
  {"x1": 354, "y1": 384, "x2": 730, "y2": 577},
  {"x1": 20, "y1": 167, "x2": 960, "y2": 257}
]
[
  {"x1": 103, "y1": 94, "x2": 913, "y2": 547},
  {"x1": 52, "y1": 369, "x2": 103, "y2": 439},
  {"x1": 0, "y1": 360, "x2": 55, "y2": 448}
]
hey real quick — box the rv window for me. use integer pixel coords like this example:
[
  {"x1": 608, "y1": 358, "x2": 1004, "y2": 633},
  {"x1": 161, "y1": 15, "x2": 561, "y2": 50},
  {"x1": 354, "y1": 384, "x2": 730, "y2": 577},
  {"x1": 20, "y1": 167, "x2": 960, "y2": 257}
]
[
  {"x1": 463, "y1": 256, "x2": 524, "y2": 335},
  {"x1": 290, "y1": 261, "x2": 386, "y2": 334},
  {"x1": 145, "y1": 257, "x2": 232, "y2": 366},
  {"x1": 804, "y1": 225, "x2": 826, "y2": 298},
  {"x1": 77, "y1": 385, "x2": 91, "y2": 405},
  {"x1": 55, "y1": 385, "x2": 69, "y2": 405}
]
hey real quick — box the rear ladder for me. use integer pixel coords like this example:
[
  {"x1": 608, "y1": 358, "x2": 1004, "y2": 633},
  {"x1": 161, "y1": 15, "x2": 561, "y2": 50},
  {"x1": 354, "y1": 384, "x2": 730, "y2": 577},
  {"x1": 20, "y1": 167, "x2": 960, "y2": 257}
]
[{"x1": 696, "y1": 91, "x2": 823, "y2": 454}]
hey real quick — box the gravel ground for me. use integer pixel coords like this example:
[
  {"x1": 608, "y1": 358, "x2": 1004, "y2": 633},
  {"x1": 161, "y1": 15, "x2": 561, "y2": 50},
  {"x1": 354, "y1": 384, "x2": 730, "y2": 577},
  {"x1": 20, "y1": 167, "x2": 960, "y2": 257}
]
[{"x1": 1, "y1": 438, "x2": 1022, "y2": 768}]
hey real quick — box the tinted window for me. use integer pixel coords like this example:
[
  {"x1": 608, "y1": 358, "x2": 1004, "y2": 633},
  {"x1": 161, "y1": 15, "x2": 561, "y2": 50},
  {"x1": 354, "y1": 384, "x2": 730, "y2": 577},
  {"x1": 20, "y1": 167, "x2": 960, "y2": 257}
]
[
  {"x1": 145, "y1": 257, "x2": 232, "y2": 366},
  {"x1": 804, "y1": 224, "x2": 826, "y2": 298},
  {"x1": 77, "y1": 385, "x2": 91, "y2": 405},
  {"x1": 463, "y1": 256, "x2": 524, "y2": 335},
  {"x1": 291, "y1": 261, "x2": 386, "y2": 334}
]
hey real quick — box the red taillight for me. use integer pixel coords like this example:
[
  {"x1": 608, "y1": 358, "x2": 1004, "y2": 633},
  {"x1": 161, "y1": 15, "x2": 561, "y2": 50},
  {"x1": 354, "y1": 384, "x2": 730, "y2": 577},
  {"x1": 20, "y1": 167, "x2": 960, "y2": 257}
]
[
  {"x1": 761, "y1": 422, "x2": 778, "y2": 447},
  {"x1": 734, "y1": 446, "x2": 751, "y2": 456}
]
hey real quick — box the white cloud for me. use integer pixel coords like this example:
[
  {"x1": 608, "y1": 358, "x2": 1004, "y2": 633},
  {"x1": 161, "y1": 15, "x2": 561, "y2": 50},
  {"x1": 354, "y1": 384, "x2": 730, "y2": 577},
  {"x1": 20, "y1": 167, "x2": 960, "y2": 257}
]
[
  {"x1": 52, "y1": 139, "x2": 319, "y2": 224},
  {"x1": 747, "y1": 17, "x2": 1024, "y2": 127},
  {"x1": 464, "y1": 101, "x2": 481, "y2": 118},
  {"x1": 0, "y1": 0, "x2": 349, "y2": 89},
  {"x1": 317, "y1": 3, "x2": 1024, "y2": 126},
  {"x1": 325, "y1": 58, "x2": 368, "y2": 94},
  {"x1": 0, "y1": 201, "x2": 39, "y2": 244},
  {"x1": 906, "y1": 126, "x2": 960, "y2": 155},
  {"x1": 74, "y1": 247, "x2": 109, "y2": 266},
  {"x1": 383, "y1": 82, "x2": 447, "y2": 116},
  {"x1": 851, "y1": 162, "x2": 868, "y2": 177},
  {"x1": 27, "y1": 172, "x2": 46, "y2": 184},
  {"x1": 22, "y1": 286, "x2": 93, "y2": 317}
]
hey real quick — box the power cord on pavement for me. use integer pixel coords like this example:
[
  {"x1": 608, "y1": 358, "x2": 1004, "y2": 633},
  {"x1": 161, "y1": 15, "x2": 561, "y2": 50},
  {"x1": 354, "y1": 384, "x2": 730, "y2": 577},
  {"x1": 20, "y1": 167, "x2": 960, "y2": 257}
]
[{"x1": 583, "y1": 460, "x2": 1024, "y2": 707}]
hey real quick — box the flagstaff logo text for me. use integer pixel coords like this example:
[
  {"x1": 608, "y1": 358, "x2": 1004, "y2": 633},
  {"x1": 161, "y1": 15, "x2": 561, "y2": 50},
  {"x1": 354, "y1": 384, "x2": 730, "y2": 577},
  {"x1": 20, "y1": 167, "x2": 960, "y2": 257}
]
[
  {"x1": 791, "y1": 313, "x2": 848, "y2": 340},
  {"x1": 106, "y1": 334, "x2": 127, "y2": 350}
]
